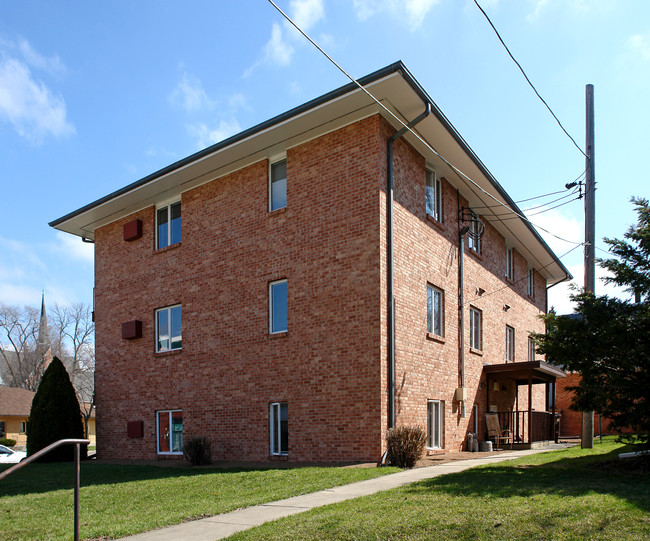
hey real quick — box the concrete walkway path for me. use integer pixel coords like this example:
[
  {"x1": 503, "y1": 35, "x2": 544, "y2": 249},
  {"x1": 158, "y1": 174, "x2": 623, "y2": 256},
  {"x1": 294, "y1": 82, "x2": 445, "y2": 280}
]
[{"x1": 124, "y1": 444, "x2": 572, "y2": 541}]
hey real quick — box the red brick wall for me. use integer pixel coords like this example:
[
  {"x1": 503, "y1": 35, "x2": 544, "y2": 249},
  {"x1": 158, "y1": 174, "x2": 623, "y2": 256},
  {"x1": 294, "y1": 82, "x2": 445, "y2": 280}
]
[
  {"x1": 95, "y1": 113, "x2": 553, "y2": 462},
  {"x1": 95, "y1": 116, "x2": 386, "y2": 462},
  {"x1": 385, "y1": 119, "x2": 547, "y2": 450},
  {"x1": 556, "y1": 373, "x2": 631, "y2": 437}
]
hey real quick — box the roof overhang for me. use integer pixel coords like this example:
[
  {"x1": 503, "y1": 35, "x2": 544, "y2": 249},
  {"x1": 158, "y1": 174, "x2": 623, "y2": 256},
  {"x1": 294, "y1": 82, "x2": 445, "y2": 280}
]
[
  {"x1": 483, "y1": 361, "x2": 566, "y2": 385},
  {"x1": 50, "y1": 61, "x2": 571, "y2": 285}
]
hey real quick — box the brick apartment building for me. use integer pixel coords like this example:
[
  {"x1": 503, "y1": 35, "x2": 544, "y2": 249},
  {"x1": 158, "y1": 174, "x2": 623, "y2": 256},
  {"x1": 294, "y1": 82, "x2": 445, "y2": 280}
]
[{"x1": 51, "y1": 62, "x2": 570, "y2": 463}]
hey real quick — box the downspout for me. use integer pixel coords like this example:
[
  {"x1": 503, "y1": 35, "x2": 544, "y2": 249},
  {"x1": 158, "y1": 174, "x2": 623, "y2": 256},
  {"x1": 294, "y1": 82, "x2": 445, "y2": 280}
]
[
  {"x1": 458, "y1": 223, "x2": 470, "y2": 419},
  {"x1": 387, "y1": 104, "x2": 431, "y2": 429}
]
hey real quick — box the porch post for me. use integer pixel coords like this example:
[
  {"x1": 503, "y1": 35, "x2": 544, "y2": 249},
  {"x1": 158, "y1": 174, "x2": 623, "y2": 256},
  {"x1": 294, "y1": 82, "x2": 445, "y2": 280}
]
[
  {"x1": 552, "y1": 381, "x2": 557, "y2": 443},
  {"x1": 528, "y1": 374, "x2": 533, "y2": 443}
]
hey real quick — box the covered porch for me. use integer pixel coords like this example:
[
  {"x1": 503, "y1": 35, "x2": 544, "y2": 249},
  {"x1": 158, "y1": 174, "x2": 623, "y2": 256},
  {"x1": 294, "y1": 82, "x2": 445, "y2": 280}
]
[{"x1": 483, "y1": 361, "x2": 566, "y2": 448}]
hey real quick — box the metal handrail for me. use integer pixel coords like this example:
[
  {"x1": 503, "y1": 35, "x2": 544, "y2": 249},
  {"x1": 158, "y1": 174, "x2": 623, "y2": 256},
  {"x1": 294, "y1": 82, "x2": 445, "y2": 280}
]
[{"x1": 0, "y1": 438, "x2": 90, "y2": 541}]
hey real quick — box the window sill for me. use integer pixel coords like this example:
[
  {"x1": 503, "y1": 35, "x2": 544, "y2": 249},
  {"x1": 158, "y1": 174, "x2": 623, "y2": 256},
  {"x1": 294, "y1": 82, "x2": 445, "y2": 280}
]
[
  {"x1": 469, "y1": 347, "x2": 483, "y2": 356},
  {"x1": 154, "y1": 242, "x2": 181, "y2": 255},
  {"x1": 268, "y1": 207, "x2": 287, "y2": 217},
  {"x1": 269, "y1": 454, "x2": 289, "y2": 460},
  {"x1": 426, "y1": 214, "x2": 445, "y2": 231},
  {"x1": 155, "y1": 348, "x2": 183, "y2": 356},
  {"x1": 467, "y1": 248, "x2": 482, "y2": 261},
  {"x1": 426, "y1": 332, "x2": 446, "y2": 344},
  {"x1": 269, "y1": 331, "x2": 288, "y2": 339},
  {"x1": 505, "y1": 276, "x2": 515, "y2": 285}
]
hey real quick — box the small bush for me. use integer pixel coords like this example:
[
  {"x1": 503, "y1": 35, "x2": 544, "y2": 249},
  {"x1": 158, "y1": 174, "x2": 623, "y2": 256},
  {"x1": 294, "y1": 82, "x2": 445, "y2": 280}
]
[
  {"x1": 386, "y1": 425, "x2": 427, "y2": 468},
  {"x1": 183, "y1": 436, "x2": 212, "y2": 466},
  {"x1": 0, "y1": 438, "x2": 17, "y2": 447}
]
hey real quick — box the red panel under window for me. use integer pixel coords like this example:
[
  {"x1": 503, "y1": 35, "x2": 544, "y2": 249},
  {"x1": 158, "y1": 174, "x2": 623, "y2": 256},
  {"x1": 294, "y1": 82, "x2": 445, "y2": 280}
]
[
  {"x1": 123, "y1": 219, "x2": 142, "y2": 241},
  {"x1": 122, "y1": 320, "x2": 142, "y2": 340},
  {"x1": 127, "y1": 421, "x2": 144, "y2": 438}
]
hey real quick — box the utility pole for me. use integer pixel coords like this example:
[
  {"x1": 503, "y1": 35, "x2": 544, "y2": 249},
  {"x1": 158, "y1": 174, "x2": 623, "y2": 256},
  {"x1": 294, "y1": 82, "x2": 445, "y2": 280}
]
[{"x1": 582, "y1": 84, "x2": 595, "y2": 449}]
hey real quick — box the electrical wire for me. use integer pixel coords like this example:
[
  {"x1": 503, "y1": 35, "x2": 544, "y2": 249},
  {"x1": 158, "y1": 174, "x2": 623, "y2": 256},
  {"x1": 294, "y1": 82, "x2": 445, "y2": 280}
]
[
  {"x1": 473, "y1": 0, "x2": 587, "y2": 158},
  {"x1": 463, "y1": 243, "x2": 584, "y2": 307},
  {"x1": 266, "y1": 0, "x2": 584, "y2": 249}
]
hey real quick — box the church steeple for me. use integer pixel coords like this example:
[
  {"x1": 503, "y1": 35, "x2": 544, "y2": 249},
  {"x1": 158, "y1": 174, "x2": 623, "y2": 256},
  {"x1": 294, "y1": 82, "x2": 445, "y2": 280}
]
[{"x1": 36, "y1": 291, "x2": 53, "y2": 368}]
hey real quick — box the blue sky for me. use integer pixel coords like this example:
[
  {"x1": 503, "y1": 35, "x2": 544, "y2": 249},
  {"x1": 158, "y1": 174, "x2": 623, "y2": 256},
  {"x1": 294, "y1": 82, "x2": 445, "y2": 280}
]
[{"x1": 1, "y1": 0, "x2": 648, "y2": 315}]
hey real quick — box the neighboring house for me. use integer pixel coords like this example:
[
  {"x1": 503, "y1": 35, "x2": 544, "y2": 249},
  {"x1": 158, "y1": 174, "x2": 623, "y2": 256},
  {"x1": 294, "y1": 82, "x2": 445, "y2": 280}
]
[
  {"x1": 556, "y1": 373, "x2": 632, "y2": 438},
  {"x1": 50, "y1": 62, "x2": 570, "y2": 463},
  {"x1": 0, "y1": 387, "x2": 34, "y2": 447},
  {"x1": 0, "y1": 386, "x2": 96, "y2": 448}
]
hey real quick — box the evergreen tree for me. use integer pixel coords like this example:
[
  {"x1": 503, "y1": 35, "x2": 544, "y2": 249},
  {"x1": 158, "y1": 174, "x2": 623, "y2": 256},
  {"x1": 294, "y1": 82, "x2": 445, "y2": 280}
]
[
  {"x1": 27, "y1": 356, "x2": 87, "y2": 462},
  {"x1": 534, "y1": 198, "x2": 650, "y2": 444}
]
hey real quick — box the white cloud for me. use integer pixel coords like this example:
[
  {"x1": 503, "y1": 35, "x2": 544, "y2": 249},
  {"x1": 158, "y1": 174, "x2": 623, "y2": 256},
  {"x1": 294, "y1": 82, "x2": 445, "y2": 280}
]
[
  {"x1": 0, "y1": 233, "x2": 93, "y2": 309},
  {"x1": 169, "y1": 73, "x2": 215, "y2": 112},
  {"x1": 18, "y1": 39, "x2": 66, "y2": 77},
  {"x1": 628, "y1": 34, "x2": 650, "y2": 61},
  {"x1": 0, "y1": 54, "x2": 75, "y2": 143},
  {"x1": 264, "y1": 23, "x2": 294, "y2": 67},
  {"x1": 189, "y1": 118, "x2": 242, "y2": 149},
  {"x1": 527, "y1": 206, "x2": 582, "y2": 256},
  {"x1": 54, "y1": 232, "x2": 94, "y2": 264},
  {"x1": 291, "y1": 0, "x2": 325, "y2": 31},
  {"x1": 547, "y1": 262, "x2": 632, "y2": 315},
  {"x1": 353, "y1": 0, "x2": 441, "y2": 30},
  {"x1": 249, "y1": 0, "x2": 325, "y2": 74}
]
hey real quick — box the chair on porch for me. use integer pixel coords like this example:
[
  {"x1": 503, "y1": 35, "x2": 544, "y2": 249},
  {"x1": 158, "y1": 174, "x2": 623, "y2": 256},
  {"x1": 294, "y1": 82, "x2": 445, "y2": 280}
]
[{"x1": 486, "y1": 413, "x2": 513, "y2": 450}]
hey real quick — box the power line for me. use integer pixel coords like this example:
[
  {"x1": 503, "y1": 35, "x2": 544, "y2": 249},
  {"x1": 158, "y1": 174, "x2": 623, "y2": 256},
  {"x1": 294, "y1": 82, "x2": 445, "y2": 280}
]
[
  {"x1": 473, "y1": 0, "x2": 587, "y2": 158},
  {"x1": 463, "y1": 243, "x2": 584, "y2": 307},
  {"x1": 266, "y1": 0, "x2": 582, "y2": 249}
]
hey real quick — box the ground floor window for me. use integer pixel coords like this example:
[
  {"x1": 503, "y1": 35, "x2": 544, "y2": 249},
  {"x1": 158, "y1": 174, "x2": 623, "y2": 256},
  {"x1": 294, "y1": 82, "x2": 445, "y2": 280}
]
[
  {"x1": 19, "y1": 421, "x2": 27, "y2": 434},
  {"x1": 0, "y1": 421, "x2": 4, "y2": 438},
  {"x1": 270, "y1": 402, "x2": 288, "y2": 455},
  {"x1": 427, "y1": 400, "x2": 443, "y2": 449},
  {"x1": 157, "y1": 410, "x2": 183, "y2": 454},
  {"x1": 472, "y1": 405, "x2": 479, "y2": 436}
]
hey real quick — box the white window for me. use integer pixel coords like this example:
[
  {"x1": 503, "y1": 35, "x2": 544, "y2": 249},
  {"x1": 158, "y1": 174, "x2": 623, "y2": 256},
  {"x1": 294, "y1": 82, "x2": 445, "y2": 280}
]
[
  {"x1": 427, "y1": 284, "x2": 443, "y2": 337},
  {"x1": 19, "y1": 422, "x2": 27, "y2": 434},
  {"x1": 528, "y1": 336, "x2": 536, "y2": 362},
  {"x1": 506, "y1": 325, "x2": 515, "y2": 362},
  {"x1": 527, "y1": 268, "x2": 535, "y2": 297},
  {"x1": 270, "y1": 159, "x2": 287, "y2": 211},
  {"x1": 157, "y1": 410, "x2": 183, "y2": 454},
  {"x1": 270, "y1": 402, "x2": 288, "y2": 455},
  {"x1": 156, "y1": 201, "x2": 181, "y2": 249},
  {"x1": 426, "y1": 169, "x2": 442, "y2": 222},
  {"x1": 269, "y1": 280, "x2": 287, "y2": 333},
  {"x1": 469, "y1": 307, "x2": 482, "y2": 350},
  {"x1": 156, "y1": 305, "x2": 182, "y2": 352},
  {"x1": 468, "y1": 218, "x2": 482, "y2": 253},
  {"x1": 427, "y1": 400, "x2": 443, "y2": 449},
  {"x1": 505, "y1": 246, "x2": 514, "y2": 281}
]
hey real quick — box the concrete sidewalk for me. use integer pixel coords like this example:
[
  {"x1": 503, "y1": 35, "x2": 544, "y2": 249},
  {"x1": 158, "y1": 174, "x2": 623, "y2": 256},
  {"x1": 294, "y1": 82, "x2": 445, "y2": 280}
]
[{"x1": 124, "y1": 444, "x2": 572, "y2": 541}]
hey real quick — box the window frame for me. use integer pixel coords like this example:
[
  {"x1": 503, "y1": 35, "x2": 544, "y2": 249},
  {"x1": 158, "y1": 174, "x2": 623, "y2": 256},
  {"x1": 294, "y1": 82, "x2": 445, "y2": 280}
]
[
  {"x1": 269, "y1": 279, "x2": 288, "y2": 334},
  {"x1": 156, "y1": 200, "x2": 181, "y2": 250},
  {"x1": 427, "y1": 399, "x2": 443, "y2": 449},
  {"x1": 506, "y1": 325, "x2": 515, "y2": 362},
  {"x1": 468, "y1": 219, "x2": 482, "y2": 254},
  {"x1": 155, "y1": 304, "x2": 182, "y2": 353},
  {"x1": 269, "y1": 402, "x2": 288, "y2": 456},
  {"x1": 505, "y1": 246, "x2": 515, "y2": 281},
  {"x1": 156, "y1": 409, "x2": 183, "y2": 455},
  {"x1": 527, "y1": 267, "x2": 535, "y2": 297},
  {"x1": 426, "y1": 284, "x2": 444, "y2": 337},
  {"x1": 425, "y1": 169, "x2": 442, "y2": 222},
  {"x1": 469, "y1": 306, "x2": 482, "y2": 351},
  {"x1": 269, "y1": 159, "x2": 287, "y2": 212},
  {"x1": 528, "y1": 336, "x2": 536, "y2": 362}
]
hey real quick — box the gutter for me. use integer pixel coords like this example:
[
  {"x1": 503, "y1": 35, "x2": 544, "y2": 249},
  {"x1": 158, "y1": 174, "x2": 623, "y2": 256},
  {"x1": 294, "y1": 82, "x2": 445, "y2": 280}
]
[{"x1": 387, "y1": 104, "x2": 431, "y2": 429}]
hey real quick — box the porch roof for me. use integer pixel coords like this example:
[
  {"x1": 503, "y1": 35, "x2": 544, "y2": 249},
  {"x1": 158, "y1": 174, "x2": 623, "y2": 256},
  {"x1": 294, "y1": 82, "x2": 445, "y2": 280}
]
[{"x1": 483, "y1": 361, "x2": 566, "y2": 386}]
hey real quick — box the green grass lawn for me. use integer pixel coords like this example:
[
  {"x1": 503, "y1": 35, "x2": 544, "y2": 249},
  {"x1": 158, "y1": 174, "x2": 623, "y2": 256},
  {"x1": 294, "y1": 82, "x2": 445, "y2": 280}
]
[
  {"x1": 0, "y1": 461, "x2": 399, "y2": 540},
  {"x1": 230, "y1": 438, "x2": 650, "y2": 541}
]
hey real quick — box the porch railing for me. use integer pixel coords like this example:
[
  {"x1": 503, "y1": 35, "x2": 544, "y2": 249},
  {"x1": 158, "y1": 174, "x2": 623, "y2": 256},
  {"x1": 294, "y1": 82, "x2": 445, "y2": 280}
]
[{"x1": 495, "y1": 411, "x2": 558, "y2": 444}]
